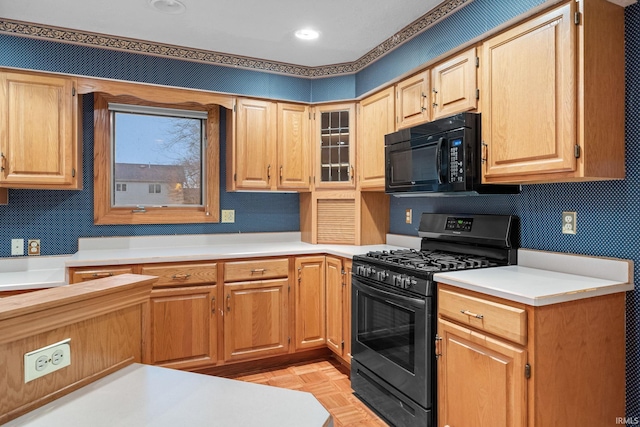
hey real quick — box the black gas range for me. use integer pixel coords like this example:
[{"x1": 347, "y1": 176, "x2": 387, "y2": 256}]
[{"x1": 351, "y1": 213, "x2": 518, "y2": 427}]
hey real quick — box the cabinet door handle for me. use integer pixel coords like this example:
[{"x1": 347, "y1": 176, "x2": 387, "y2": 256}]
[
  {"x1": 211, "y1": 296, "x2": 216, "y2": 314},
  {"x1": 267, "y1": 164, "x2": 271, "y2": 181},
  {"x1": 226, "y1": 294, "x2": 231, "y2": 312},
  {"x1": 481, "y1": 141, "x2": 488, "y2": 164},
  {"x1": 0, "y1": 152, "x2": 5, "y2": 172},
  {"x1": 350, "y1": 165, "x2": 354, "y2": 181},
  {"x1": 171, "y1": 273, "x2": 191, "y2": 280},
  {"x1": 435, "y1": 334, "x2": 442, "y2": 360},
  {"x1": 92, "y1": 272, "x2": 113, "y2": 278},
  {"x1": 280, "y1": 165, "x2": 283, "y2": 183},
  {"x1": 460, "y1": 309, "x2": 484, "y2": 319}
]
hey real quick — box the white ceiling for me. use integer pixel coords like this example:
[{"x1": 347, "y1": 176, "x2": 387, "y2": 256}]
[{"x1": 0, "y1": 0, "x2": 444, "y2": 67}]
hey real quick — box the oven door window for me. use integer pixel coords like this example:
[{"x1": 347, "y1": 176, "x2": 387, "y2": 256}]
[{"x1": 356, "y1": 291, "x2": 416, "y2": 373}]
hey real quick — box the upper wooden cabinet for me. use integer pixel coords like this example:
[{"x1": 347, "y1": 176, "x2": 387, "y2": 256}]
[
  {"x1": 357, "y1": 87, "x2": 395, "y2": 190},
  {"x1": 395, "y1": 70, "x2": 430, "y2": 129},
  {"x1": 312, "y1": 103, "x2": 356, "y2": 189},
  {"x1": 431, "y1": 47, "x2": 478, "y2": 120},
  {"x1": 277, "y1": 103, "x2": 311, "y2": 190},
  {"x1": 0, "y1": 69, "x2": 81, "y2": 189},
  {"x1": 228, "y1": 98, "x2": 311, "y2": 191},
  {"x1": 481, "y1": 0, "x2": 625, "y2": 183},
  {"x1": 229, "y1": 98, "x2": 277, "y2": 190}
]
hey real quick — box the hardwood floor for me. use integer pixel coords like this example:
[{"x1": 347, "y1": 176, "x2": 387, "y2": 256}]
[{"x1": 228, "y1": 358, "x2": 388, "y2": 427}]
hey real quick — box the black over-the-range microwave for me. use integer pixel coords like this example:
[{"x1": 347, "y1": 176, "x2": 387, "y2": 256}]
[{"x1": 384, "y1": 112, "x2": 520, "y2": 196}]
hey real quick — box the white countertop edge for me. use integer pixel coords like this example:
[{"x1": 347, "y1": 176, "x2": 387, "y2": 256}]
[{"x1": 435, "y1": 265, "x2": 634, "y2": 306}]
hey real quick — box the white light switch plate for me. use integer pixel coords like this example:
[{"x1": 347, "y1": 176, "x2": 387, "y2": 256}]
[{"x1": 11, "y1": 239, "x2": 24, "y2": 256}]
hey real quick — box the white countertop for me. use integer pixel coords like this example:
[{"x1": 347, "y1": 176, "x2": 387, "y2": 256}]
[
  {"x1": 4, "y1": 363, "x2": 332, "y2": 427},
  {"x1": 1, "y1": 234, "x2": 633, "y2": 306},
  {"x1": 0, "y1": 232, "x2": 416, "y2": 291},
  {"x1": 434, "y1": 249, "x2": 634, "y2": 306}
]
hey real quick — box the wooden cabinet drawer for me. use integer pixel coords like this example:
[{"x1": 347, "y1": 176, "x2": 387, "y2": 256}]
[
  {"x1": 140, "y1": 263, "x2": 217, "y2": 287},
  {"x1": 438, "y1": 288, "x2": 527, "y2": 345},
  {"x1": 70, "y1": 266, "x2": 134, "y2": 283},
  {"x1": 224, "y1": 259, "x2": 288, "y2": 282}
]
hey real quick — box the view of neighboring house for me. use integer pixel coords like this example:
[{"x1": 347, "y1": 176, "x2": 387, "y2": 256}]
[{"x1": 114, "y1": 163, "x2": 190, "y2": 206}]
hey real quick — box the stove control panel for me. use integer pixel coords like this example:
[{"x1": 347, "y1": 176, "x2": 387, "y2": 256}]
[{"x1": 353, "y1": 261, "x2": 429, "y2": 295}]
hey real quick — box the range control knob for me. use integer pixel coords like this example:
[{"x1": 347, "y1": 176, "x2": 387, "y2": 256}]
[{"x1": 376, "y1": 270, "x2": 389, "y2": 281}]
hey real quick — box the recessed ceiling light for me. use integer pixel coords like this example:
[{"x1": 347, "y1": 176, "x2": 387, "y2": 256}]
[
  {"x1": 149, "y1": 0, "x2": 186, "y2": 14},
  {"x1": 295, "y1": 29, "x2": 319, "y2": 40}
]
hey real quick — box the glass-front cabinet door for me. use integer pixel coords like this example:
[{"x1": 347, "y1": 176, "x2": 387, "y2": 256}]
[{"x1": 313, "y1": 103, "x2": 356, "y2": 189}]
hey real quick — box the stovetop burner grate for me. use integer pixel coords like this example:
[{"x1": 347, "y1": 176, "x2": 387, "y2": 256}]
[{"x1": 363, "y1": 249, "x2": 498, "y2": 273}]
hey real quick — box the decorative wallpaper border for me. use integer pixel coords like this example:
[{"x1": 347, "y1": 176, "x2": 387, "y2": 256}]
[{"x1": 0, "y1": 0, "x2": 473, "y2": 78}]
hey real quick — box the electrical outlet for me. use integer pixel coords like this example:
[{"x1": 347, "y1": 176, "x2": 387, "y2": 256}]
[
  {"x1": 562, "y1": 211, "x2": 577, "y2": 235},
  {"x1": 221, "y1": 209, "x2": 235, "y2": 223},
  {"x1": 11, "y1": 239, "x2": 24, "y2": 256},
  {"x1": 24, "y1": 339, "x2": 71, "y2": 383},
  {"x1": 28, "y1": 239, "x2": 40, "y2": 256},
  {"x1": 405, "y1": 209, "x2": 412, "y2": 224}
]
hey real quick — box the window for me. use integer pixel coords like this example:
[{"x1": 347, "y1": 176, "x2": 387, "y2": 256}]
[
  {"x1": 93, "y1": 88, "x2": 223, "y2": 225},
  {"x1": 110, "y1": 103, "x2": 206, "y2": 209}
]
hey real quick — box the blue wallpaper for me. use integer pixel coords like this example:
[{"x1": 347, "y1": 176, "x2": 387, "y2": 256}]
[{"x1": 0, "y1": 0, "x2": 638, "y2": 418}]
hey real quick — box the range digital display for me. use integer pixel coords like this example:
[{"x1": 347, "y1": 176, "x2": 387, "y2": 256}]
[
  {"x1": 451, "y1": 138, "x2": 462, "y2": 147},
  {"x1": 445, "y1": 217, "x2": 473, "y2": 232}
]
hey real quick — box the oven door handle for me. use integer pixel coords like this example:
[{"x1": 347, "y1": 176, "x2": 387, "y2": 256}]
[{"x1": 354, "y1": 279, "x2": 426, "y2": 308}]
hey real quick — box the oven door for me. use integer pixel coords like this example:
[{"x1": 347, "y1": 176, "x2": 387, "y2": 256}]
[{"x1": 351, "y1": 275, "x2": 433, "y2": 408}]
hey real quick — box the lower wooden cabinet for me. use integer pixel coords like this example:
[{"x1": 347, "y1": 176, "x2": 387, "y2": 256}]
[
  {"x1": 325, "y1": 256, "x2": 352, "y2": 365},
  {"x1": 438, "y1": 318, "x2": 527, "y2": 427},
  {"x1": 437, "y1": 284, "x2": 626, "y2": 427},
  {"x1": 68, "y1": 254, "x2": 357, "y2": 371},
  {"x1": 223, "y1": 259, "x2": 290, "y2": 362},
  {"x1": 294, "y1": 256, "x2": 326, "y2": 350},
  {"x1": 149, "y1": 285, "x2": 217, "y2": 370}
]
